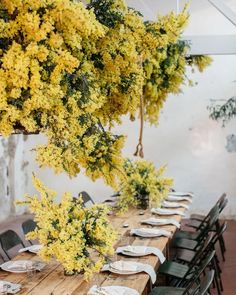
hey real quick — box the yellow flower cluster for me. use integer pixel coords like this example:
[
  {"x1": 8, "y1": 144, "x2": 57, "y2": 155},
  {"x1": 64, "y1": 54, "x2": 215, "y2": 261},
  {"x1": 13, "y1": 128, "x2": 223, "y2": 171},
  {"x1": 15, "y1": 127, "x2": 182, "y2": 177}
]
[
  {"x1": 117, "y1": 159, "x2": 173, "y2": 213},
  {"x1": 0, "y1": 0, "x2": 212, "y2": 188},
  {"x1": 17, "y1": 175, "x2": 117, "y2": 280},
  {"x1": 187, "y1": 55, "x2": 213, "y2": 73}
]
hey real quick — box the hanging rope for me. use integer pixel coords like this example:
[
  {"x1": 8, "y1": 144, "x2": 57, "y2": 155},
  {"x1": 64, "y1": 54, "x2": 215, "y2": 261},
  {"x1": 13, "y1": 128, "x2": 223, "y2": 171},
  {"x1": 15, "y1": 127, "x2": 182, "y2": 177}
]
[
  {"x1": 134, "y1": 91, "x2": 144, "y2": 158},
  {"x1": 134, "y1": 55, "x2": 145, "y2": 158}
]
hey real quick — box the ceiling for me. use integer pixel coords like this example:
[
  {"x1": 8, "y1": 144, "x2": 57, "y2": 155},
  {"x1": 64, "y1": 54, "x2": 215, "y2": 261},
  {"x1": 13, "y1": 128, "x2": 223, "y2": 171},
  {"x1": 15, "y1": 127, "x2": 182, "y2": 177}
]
[{"x1": 125, "y1": 0, "x2": 236, "y2": 35}]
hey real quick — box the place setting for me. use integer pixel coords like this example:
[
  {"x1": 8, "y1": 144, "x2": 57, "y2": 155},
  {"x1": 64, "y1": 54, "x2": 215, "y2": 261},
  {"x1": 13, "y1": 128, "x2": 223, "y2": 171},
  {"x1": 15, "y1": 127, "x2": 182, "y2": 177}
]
[
  {"x1": 116, "y1": 245, "x2": 166, "y2": 263},
  {"x1": 101, "y1": 260, "x2": 156, "y2": 284},
  {"x1": 161, "y1": 200, "x2": 189, "y2": 209},
  {"x1": 18, "y1": 245, "x2": 42, "y2": 254},
  {"x1": 130, "y1": 227, "x2": 172, "y2": 238},
  {"x1": 0, "y1": 260, "x2": 46, "y2": 274},
  {"x1": 0, "y1": 280, "x2": 21, "y2": 295},
  {"x1": 141, "y1": 217, "x2": 181, "y2": 228},
  {"x1": 87, "y1": 285, "x2": 140, "y2": 295},
  {"x1": 151, "y1": 207, "x2": 185, "y2": 217}
]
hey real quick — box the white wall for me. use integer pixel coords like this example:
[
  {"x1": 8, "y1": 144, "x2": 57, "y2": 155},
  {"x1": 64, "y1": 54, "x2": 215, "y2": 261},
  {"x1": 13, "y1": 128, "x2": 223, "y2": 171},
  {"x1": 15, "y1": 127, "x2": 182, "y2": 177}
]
[{"x1": 0, "y1": 0, "x2": 236, "y2": 220}]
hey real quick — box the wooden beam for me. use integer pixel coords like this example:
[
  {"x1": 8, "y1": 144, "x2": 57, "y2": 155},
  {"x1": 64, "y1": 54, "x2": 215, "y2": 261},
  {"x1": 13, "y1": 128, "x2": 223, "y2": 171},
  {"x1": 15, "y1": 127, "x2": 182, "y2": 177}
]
[
  {"x1": 208, "y1": 0, "x2": 236, "y2": 27},
  {"x1": 182, "y1": 35, "x2": 236, "y2": 55}
]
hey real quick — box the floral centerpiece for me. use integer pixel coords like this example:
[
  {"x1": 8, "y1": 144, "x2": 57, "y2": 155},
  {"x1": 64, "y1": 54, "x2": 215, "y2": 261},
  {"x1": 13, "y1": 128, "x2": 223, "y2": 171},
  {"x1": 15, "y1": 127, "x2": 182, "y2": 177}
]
[
  {"x1": 18, "y1": 175, "x2": 117, "y2": 280},
  {"x1": 117, "y1": 159, "x2": 173, "y2": 212}
]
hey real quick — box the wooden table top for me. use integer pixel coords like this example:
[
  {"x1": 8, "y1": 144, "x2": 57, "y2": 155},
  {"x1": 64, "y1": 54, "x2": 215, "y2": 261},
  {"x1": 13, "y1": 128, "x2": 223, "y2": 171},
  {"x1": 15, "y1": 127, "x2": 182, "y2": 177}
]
[{"x1": 0, "y1": 204, "x2": 188, "y2": 295}]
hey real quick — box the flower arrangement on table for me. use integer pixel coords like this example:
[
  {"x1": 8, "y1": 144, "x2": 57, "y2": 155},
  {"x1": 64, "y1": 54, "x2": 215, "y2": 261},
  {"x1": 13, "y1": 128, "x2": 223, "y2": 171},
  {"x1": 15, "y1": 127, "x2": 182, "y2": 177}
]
[
  {"x1": 17, "y1": 175, "x2": 117, "y2": 280},
  {"x1": 0, "y1": 0, "x2": 212, "y2": 189},
  {"x1": 117, "y1": 159, "x2": 173, "y2": 212}
]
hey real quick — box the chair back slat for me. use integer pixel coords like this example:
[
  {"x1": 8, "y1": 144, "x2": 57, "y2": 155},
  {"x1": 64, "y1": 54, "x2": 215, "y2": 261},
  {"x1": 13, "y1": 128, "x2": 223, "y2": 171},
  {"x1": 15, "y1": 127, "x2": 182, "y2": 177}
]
[
  {"x1": 199, "y1": 270, "x2": 215, "y2": 294},
  {"x1": 0, "y1": 230, "x2": 25, "y2": 260},
  {"x1": 22, "y1": 219, "x2": 37, "y2": 235},
  {"x1": 183, "y1": 251, "x2": 215, "y2": 294}
]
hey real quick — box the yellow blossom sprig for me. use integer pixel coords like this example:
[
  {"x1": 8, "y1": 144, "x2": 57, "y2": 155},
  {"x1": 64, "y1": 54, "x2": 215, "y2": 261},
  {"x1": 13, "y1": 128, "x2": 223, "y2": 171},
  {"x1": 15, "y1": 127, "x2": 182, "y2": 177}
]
[{"x1": 17, "y1": 174, "x2": 117, "y2": 280}]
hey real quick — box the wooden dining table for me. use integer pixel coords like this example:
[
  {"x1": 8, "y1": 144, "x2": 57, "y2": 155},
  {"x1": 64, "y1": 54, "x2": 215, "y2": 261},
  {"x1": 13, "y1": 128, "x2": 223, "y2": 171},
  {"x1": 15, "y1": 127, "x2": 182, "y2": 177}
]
[{"x1": 0, "y1": 202, "x2": 189, "y2": 295}]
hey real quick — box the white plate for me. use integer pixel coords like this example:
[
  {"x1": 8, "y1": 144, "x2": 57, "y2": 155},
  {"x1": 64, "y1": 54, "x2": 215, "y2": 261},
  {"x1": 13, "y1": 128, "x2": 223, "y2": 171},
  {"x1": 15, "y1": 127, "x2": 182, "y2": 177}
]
[
  {"x1": 1, "y1": 261, "x2": 29, "y2": 273},
  {"x1": 108, "y1": 267, "x2": 138, "y2": 275},
  {"x1": 142, "y1": 218, "x2": 174, "y2": 225},
  {"x1": 88, "y1": 285, "x2": 140, "y2": 295},
  {"x1": 120, "y1": 246, "x2": 150, "y2": 257},
  {"x1": 152, "y1": 208, "x2": 185, "y2": 216},
  {"x1": 169, "y1": 192, "x2": 193, "y2": 197}
]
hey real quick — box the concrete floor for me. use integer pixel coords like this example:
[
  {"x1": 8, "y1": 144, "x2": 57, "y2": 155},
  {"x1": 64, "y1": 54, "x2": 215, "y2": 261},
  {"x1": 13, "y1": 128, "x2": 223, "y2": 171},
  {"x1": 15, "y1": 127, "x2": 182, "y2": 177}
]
[{"x1": 0, "y1": 215, "x2": 235, "y2": 294}]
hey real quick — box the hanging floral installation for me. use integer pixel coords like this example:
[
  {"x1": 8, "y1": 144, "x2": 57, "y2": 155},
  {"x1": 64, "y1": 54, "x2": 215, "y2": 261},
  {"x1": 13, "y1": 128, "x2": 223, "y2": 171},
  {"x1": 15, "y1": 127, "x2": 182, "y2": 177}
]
[
  {"x1": 117, "y1": 159, "x2": 173, "y2": 213},
  {"x1": 17, "y1": 174, "x2": 118, "y2": 279},
  {"x1": 0, "y1": 0, "x2": 212, "y2": 188}
]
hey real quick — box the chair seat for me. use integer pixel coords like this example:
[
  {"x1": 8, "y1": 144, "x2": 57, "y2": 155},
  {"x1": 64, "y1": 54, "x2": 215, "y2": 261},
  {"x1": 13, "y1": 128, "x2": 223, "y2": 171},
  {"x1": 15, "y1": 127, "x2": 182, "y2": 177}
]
[
  {"x1": 149, "y1": 286, "x2": 186, "y2": 295},
  {"x1": 185, "y1": 219, "x2": 202, "y2": 229},
  {"x1": 174, "y1": 230, "x2": 199, "y2": 240},
  {"x1": 172, "y1": 238, "x2": 198, "y2": 250},
  {"x1": 176, "y1": 249, "x2": 196, "y2": 263},
  {"x1": 158, "y1": 261, "x2": 189, "y2": 278},
  {"x1": 190, "y1": 213, "x2": 205, "y2": 221}
]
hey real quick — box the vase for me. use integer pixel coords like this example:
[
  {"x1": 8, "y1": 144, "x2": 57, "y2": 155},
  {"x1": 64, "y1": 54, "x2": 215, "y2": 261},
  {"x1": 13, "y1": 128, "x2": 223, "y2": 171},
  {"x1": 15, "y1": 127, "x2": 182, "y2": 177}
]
[
  {"x1": 135, "y1": 194, "x2": 149, "y2": 210},
  {"x1": 64, "y1": 269, "x2": 84, "y2": 276}
]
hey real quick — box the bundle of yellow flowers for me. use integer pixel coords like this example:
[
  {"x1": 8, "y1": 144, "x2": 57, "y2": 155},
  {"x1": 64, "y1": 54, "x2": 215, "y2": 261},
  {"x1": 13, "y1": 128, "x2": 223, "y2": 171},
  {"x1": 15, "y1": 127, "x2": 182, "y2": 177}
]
[
  {"x1": 18, "y1": 175, "x2": 117, "y2": 280},
  {"x1": 0, "y1": 0, "x2": 212, "y2": 189},
  {"x1": 117, "y1": 159, "x2": 173, "y2": 212}
]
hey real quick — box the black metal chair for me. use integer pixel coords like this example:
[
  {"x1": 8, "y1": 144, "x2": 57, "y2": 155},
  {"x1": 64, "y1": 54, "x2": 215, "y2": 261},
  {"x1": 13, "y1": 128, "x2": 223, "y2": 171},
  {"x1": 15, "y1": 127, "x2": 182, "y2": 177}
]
[
  {"x1": 0, "y1": 230, "x2": 25, "y2": 260},
  {"x1": 150, "y1": 251, "x2": 215, "y2": 294},
  {"x1": 22, "y1": 219, "x2": 37, "y2": 245},
  {"x1": 78, "y1": 191, "x2": 95, "y2": 207}
]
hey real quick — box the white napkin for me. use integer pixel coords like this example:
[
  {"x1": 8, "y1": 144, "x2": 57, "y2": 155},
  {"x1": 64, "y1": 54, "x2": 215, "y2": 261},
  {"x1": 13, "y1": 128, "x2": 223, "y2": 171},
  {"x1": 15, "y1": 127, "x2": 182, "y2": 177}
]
[
  {"x1": 116, "y1": 246, "x2": 166, "y2": 263},
  {"x1": 141, "y1": 217, "x2": 180, "y2": 228},
  {"x1": 130, "y1": 228, "x2": 171, "y2": 238},
  {"x1": 162, "y1": 201, "x2": 189, "y2": 209},
  {"x1": 7, "y1": 261, "x2": 28, "y2": 270},
  {"x1": 167, "y1": 195, "x2": 192, "y2": 203},
  {"x1": 88, "y1": 285, "x2": 140, "y2": 295},
  {"x1": 3, "y1": 260, "x2": 46, "y2": 272},
  {"x1": 0, "y1": 280, "x2": 21, "y2": 294},
  {"x1": 151, "y1": 208, "x2": 185, "y2": 216},
  {"x1": 169, "y1": 192, "x2": 194, "y2": 197},
  {"x1": 18, "y1": 245, "x2": 42, "y2": 253},
  {"x1": 102, "y1": 261, "x2": 156, "y2": 283}
]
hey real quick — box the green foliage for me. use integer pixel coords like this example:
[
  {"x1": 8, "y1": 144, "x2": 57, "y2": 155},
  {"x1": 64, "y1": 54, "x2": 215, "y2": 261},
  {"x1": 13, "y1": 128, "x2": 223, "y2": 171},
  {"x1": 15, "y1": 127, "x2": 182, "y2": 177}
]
[{"x1": 208, "y1": 96, "x2": 236, "y2": 126}]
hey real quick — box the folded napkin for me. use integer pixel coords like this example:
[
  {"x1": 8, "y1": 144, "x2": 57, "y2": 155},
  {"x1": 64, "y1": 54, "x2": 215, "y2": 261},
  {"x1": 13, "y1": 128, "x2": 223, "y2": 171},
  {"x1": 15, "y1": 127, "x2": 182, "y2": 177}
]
[
  {"x1": 0, "y1": 280, "x2": 21, "y2": 294},
  {"x1": 102, "y1": 261, "x2": 156, "y2": 284},
  {"x1": 130, "y1": 228, "x2": 171, "y2": 238},
  {"x1": 116, "y1": 246, "x2": 166, "y2": 263},
  {"x1": 18, "y1": 245, "x2": 42, "y2": 253},
  {"x1": 167, "y1": 195, "x2": 192, "y2": 203},
  {"x1": 7, "y1": 261, "x2": 28, "y2": 270},
  {"x1": 151, "y1": 208, "x2": 185, "y2": 216},
  {"x1": 162, "y1": 201, "x2": 189, "y2": 209},
  {"x1": 88, "y1": 285, "x2": 140, "y2": 295},
  {"x1": 141, "y1": 217, "x2": 180, "y2": 228},
  {"x1": 169, "y1": 192, "x2": 194, "y2": 197},
  {"x1": 5, "y1": 260, "x2": 46, "y2": 272}
]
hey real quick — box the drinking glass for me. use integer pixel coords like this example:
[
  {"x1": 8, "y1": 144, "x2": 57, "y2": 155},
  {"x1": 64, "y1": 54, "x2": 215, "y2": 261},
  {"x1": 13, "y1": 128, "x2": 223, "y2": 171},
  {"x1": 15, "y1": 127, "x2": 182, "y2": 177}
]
[{"x1": 26, "y1": 261, "x2": 36, "y2": 279}]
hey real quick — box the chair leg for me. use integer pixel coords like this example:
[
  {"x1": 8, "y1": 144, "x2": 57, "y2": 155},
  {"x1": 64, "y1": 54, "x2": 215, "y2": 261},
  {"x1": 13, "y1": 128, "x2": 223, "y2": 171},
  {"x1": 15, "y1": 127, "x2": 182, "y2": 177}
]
[
  {"x1": 212, "y1": 258, "x2": 222, "y2": 295},
  {"x1": 3, "y1": 250, "x2": 11, "y2": 261}
]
